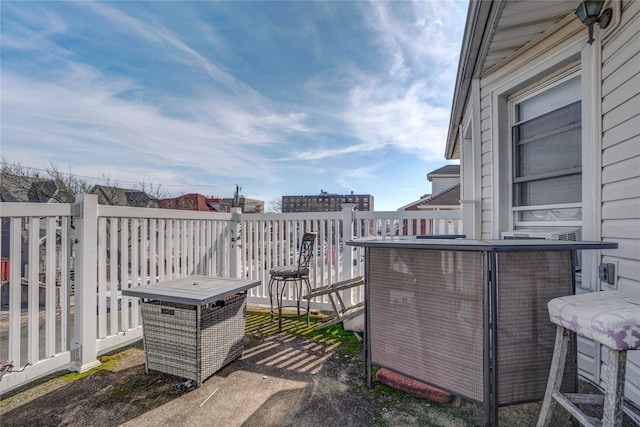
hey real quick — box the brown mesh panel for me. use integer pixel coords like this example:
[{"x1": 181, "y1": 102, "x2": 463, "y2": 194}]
[
  {"x1": 369, "y1": 248, "x2": 485, "y2": 402},
  {"x1": 496, "y1": 251, "x2": 575, "y2": 404},
  {"x1": 368, "y1": 247, "x2": 576, "y2": 406}
]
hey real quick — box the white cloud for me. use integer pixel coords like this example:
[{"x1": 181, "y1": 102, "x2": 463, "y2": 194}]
[
  {"x1": 343, "y1": 80, "x2": 450, "y2": 158},
  {"x1": 321, "y1": 0, "x2": 464, "y2": 161},
  {"x1": 2, "y1": 66, "x2": 311, "y2": 184},
  {"x1": 335, "y1": 165, "x2": 379, "y2": 190},
  {"x1": 1, "y1": 1, "x2": 468, "y2": 209},
  {"x1": 0, "y1": 8, "x2": 69, "y2": 54},
  {"x1": 79, "y1": 2, "x2": 255, "y2": 97},
  {"x1": 389, "y1": 53, "x2": 409, "y2": 82}
]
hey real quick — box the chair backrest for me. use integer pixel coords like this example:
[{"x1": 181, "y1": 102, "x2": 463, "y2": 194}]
[{"x1": 297, "y1": 232, "x2": 317, "y2": 269}]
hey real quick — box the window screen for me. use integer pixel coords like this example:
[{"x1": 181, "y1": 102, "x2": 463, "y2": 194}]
[{"x1": 512, "y1": 76, "x2": 581, "y2": 220}]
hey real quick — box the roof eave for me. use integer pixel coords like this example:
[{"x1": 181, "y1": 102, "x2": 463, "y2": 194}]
[
  {"x1": 417, "y1": 205, "x2": 460, "y2": 210},
  {"x1": 445, "y1": 0, "x2": 502, "y2": 160}
]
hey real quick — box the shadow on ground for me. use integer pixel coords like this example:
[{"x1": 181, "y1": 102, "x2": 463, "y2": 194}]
[{"x1": 1, "y1": 312, "x2": 638, "y2": 427}]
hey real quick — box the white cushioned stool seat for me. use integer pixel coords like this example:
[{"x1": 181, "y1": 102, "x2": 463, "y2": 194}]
[
  {"x1": 548, "y1": 291, "x2": 640, "y2": 351},
  {"x1": 538, "y1": 291, "x2": 640, "y2": 427},
  {"x1": 269, "y1": 266, "x2": 310, "y2": 277}
]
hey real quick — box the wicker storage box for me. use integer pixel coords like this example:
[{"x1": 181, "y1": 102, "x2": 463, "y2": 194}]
[{"x1": 140, "y1": 293, "x2": 246, "y2": 386}]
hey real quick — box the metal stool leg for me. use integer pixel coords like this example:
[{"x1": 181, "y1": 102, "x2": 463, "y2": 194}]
[
  {"x1": 268, "y1": 277, "x2": 276, "y2": 323},
  {"x1": 303, "y1": 277, "x2": 311, "y2": 327},
  {"x1": 296, "y1": 278, "x2": 302, "y2": 316},
  {"x1": 268, "y1": 274, "x2": 312, "y2": 331},
  {"x1": 277, "y1": 279, "x2": 287, "y2": 332}
]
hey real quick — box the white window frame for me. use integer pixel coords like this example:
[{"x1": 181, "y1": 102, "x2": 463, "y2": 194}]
[{"x1": 507, "y1": 70, "x2": 583, "y2": 228}]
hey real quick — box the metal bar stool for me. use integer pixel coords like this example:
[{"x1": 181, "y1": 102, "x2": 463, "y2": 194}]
[
  {"x1": 268, "y1": 232, "x2": 316, "y2": 331},
  {"x1": 537, "y1": 291, "x2": 640, "y2": 427}
]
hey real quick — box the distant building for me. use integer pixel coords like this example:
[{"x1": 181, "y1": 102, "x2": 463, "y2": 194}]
[
  {"x1": 89, "y1": 185, "x2": 157, "y2": 207},
  {"x1": 1, "y1": 176, "x2": 76, "y2": 287},
  {"x1": 0, "y1": 184, "x2": 20, "y2": 202},
  {"x1": 0, "y1": 173, "x2": 36, "y2": 202},
  {"x1": 28, "y1": 180, "x2": 75, "y2": 203},
  {"x1": 397, "y1": 165, "x2": 461, "y2": 236},
  {"x1": 221, "y1": 196, "x2": 264, "y2": 214},
  {"x1": 159, "y1": 193, "x2": 231, "y2": 212},
  {"x1": 399, "y1": 165, "x2": 460, "y2": 211},
  {"x1": 0, "y1": 175, "x2": 74, "y2": 203},
  {"x1": 282, "y1": 190, "x2": 373, "y2": 213}
]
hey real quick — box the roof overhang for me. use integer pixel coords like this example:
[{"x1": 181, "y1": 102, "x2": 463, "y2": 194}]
[{"x1": 445, "y1": 0, "x2": 579, "y2": 160}]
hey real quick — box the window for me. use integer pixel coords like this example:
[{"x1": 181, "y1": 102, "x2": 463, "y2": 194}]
[{"x1": 511, "y1": 75, "x2": 582, "y2": 223}]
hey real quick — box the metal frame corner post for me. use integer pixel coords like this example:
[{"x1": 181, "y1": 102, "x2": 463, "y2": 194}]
[
  {"x1": 483, "y1": 250, "x2": 499, "y2": 427},
  {"x1": 364, "y1": 247, "x2": 372, "y2": 387}
]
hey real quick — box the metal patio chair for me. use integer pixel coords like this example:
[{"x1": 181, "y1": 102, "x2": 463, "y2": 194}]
[{"x1": 268, "y1": 232, "x2": 317, "y2": 331}]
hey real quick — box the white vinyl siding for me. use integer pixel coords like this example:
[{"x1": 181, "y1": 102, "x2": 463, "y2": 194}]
[
  {"x1": 467, "y1": 0, "x2": 639, "y2": 408},
  {"x1": 600, "y1": 0, "x2": 640, "y2": 406},
  {"x1": 431, "y1": 177, "x2": 460, "y2": 195}
]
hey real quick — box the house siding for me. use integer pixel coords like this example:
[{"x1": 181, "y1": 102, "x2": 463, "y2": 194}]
[
  {"x1": 476, "y1": 18, "x2": 583, "y2": 238},
  {"x1": 463, "y1": 0, "x2": 639, "y2": 406},
  {"x1": 600, "y1": 0, "x2": 640, "y2": 404},
  {"x1": 431, "y1": 177, "x2": 460, "y2": 195}
]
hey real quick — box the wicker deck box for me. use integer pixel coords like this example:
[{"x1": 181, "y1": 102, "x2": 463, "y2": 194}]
[
  {"x1": 122, "y1": 275, "x2": 260, "y2": 387},
  {"x1": 141, "y1": 294, "x2": 246, "y2": 386}
]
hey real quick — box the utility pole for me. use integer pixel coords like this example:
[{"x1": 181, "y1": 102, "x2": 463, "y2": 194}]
[{"x1": 233, "y1": 184, "x2": 241, "y2": 207}]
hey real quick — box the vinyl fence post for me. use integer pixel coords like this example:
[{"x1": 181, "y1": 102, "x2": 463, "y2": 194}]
[
  {"x1": 340, "y1": 204, "x2": 357, "y2": 308},
  {"x1": 229, "y1": 207, "x2": 242, "y2": 279},
  {"x1": 341, "y1": 204, "x2": 356, "y2": 280},
  {"x1": 69, "y1": 194, "x2": 101, "y2": 372}
]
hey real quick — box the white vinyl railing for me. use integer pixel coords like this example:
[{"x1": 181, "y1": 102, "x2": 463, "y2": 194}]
[
  {"x1": 0, "y1": 202, "x2": 74, "y2": 392},
  {"x1": 0, "y1": 195, "x2": 461, "y2": 393},
  {"x1": 94, "y1": 204, "x2": 234, "y2": 356}
]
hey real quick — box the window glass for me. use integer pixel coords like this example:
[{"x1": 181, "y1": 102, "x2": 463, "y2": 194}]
[
  {"x1": 516, "y1": 77, "x2": 581, "y2": 122},
  {"x1": 517, "y1": 174, "x2": 582, "y2": 205},
  {"x1": 519, "y1": 207, "x2": 582, "y2": 221}
]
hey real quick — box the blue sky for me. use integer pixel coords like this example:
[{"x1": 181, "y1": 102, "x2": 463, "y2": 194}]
[{"x1": 1, "y1": 1, "x2": 466, "y2": 211}]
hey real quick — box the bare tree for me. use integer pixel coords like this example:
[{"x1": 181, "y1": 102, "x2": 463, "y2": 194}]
[
  {"x1": 1, "y1": 157, "x2": 90, "y2": 203},
  {"x1": 1, "y1": 158, "x2": 172, "y2": 289},
  {"x1": 138, "y1": 178, "x2": 167, "y2": 201},
  {"x1": 266, "y1": 198, "x2": 282, "y2": 213},
  {"x1": 47, "y1": 162, "x2": 92, "y2": 198},
  {"x1": 89, "y1": 174, "x2": 123, "y2": 205}
]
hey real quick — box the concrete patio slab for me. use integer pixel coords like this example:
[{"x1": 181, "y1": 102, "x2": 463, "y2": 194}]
[{"x1": 121, "y1": 369, "x2": 307, "y2": 427}]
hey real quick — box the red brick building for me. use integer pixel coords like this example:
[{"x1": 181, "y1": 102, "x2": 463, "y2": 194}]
[{"x1": 158, "y1": 193, "x2": 231, "y2": 212}]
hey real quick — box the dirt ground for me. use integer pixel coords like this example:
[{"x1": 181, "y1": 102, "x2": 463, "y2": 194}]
[{"x1": 1, "y1": 315, "x2": 638, "y2": 427}]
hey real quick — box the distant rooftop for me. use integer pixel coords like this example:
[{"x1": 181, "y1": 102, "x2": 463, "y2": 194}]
[
  {"x1": 419, "y1": 183, "x2": 461, "y2": 207},
  {"x1": 427, "y1": 164, "x2": 460, "y2": 179}
]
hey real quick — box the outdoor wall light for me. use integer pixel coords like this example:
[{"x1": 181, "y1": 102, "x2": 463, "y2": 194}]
[{"x1": 575, "y1": 0, "x2": 613, "y2": 44}]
